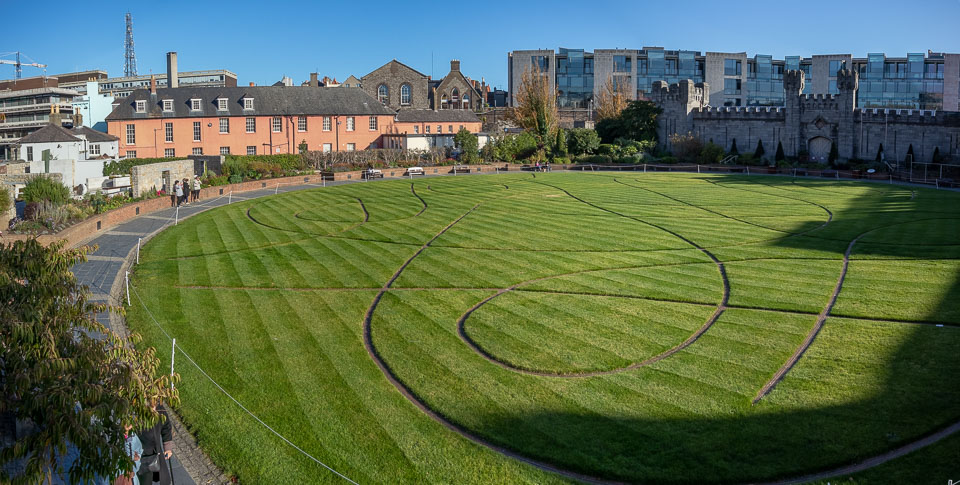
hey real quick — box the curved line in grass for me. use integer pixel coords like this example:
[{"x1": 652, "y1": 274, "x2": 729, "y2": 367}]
[{"x1": 410, "y1": 183, "x2": 427, "y2": 216}]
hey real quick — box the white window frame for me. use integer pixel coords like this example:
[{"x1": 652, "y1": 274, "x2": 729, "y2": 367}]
[
  {"x1": 246, "y1": 146, "x2": 256, "y2": 155},
  {"x1": 220, "y1": 146, "x2": 230, "y2": 155},
  {"x1": 192, "y1": 147, "x2": 203, "y2": 155},
  {"x1": 346, "y1": 117, "x2": 355, "y2": 131},
  {"x1": 165, "y1": 122, "x2": 173, "y2": 142},
  {"x1": 135, "y1": 100, "x2": 146, "y2": 113},
  {"x1": 243, "y1": 97, "x2": 254, "y2": 109},
  {"x1": 193, "y1": 121, "x2": 201, "y2": 142},
  {"x1": 323, "y1": 117, "x2": 331, "y2": 131},
  {"x1": 437, "y1": 125, "x2": 442, "y2": 134},
  {"x1": 26, "y1": 146, "x2": 33, "y2": 161},
  {"x1": 272, "y1": 116, "x2": 282, "y2": 133},
  {"x1": 322, "y1": 143, "x2": 332, "y2": 153},
  {"x1": 425, "y1": 125, "x2": 430, "y2": 134},
  {"x1": 298, "y1": 116, "x2": 307, "y2": 132},
  {"x1": 414, "y1": 125, "x2": 419, "y2": 134},
  {"x1": 126, "y1": 150, "x2": 137, "y2": 158},
  {"x1": 89, "y1": 144, "x2": 101, "y2": 156},
  {"x1": 126, "y1": 124, "x2": 136, "y2": 144},
  {"x1": 190, "y1": 99, "x2": 201, "y2": 111},
  {"x1": 162, "y1": 99, "x2": 173, "y2": 111},
  {"x1": 246, "y1": 117, "x2": 256, "y2": 133},
  {"x1": 368, "y1": 117, "x2": 377, "y2": 130},
  {"x1": 346, "y1": 143, "x2": 355, "y2": 152},
  {"x1": 219, "y1": 117, "x2": 230, "y2": 134},
  {"x1": 217, "y1": 98, "x2": 228, "y2": 110},
  {"x1": 400, "y1": 84, "x2": 411, "y2": 105},
  {"x1": 164, "y1": 148, "x2": 175, "y2": 157}
]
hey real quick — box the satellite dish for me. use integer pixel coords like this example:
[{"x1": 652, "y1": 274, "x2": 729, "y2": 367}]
[{"x1": 867, "y1": 169, "x2": 876, "y2": 174}]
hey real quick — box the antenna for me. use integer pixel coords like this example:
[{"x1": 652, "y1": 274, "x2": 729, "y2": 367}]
[{"x1": 124, "y1": 12, "x2": 138, "y2": 77}]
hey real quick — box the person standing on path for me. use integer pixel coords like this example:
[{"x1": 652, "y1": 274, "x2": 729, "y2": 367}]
[
  {"x1": 169, "y1": 181, "x2": 178, "y2": 207},
  {"x1": 181, "y1": 178, "x2": 190, "y2": 205},
  {"x1": 192, "y1": 176, "x2": 201, "y2": 202},
  {"x1": 135, "y1": 402, "x2": 174, "y2": 485},
  {"x1": 174, "y1": 181, "x2": 184, "y2": 207}
]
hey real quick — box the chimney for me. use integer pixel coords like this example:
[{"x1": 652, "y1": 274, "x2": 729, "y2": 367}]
[
  {"x1": 310, "y1": 73, "x2": 319, "y2": 87},
  {"x1": 249, "y1": 82, "x2": 255, "y2": 87},
  {"x1": 451, "y1": 59, "x2": 460, "y2": 72},
  {"x1": 72, "y1": 112, "x2": 83, "y2": 127},
  {"x1": 432, "y1": 86, "x2": 438, "y2": 111},
  {"x1": 50, "y1": 104, "x2": 62, "y2": 126},
  {"x1": 150, "y1": 75, "x2": 157, "y2": 95},
  {"x1": 166, "y1": 52, "x2": 179, "y2": 88}
]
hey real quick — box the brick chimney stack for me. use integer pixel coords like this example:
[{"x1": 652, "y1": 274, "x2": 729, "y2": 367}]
[
  {"x1": 249, "y1": 82, "x2": 255, "y2": 86},
  {"x1": 451, "y1": 59, "x2": 460, "y2": 72},
  {"x1": 150, "y1": 75, "x2": 157, "y2": 95},
  {"x1": 166, "y1": 52, "x2": 179, "y2": 88},
  {"x1": 310, "y1": 73, "x2": 319, "y2": 87}
]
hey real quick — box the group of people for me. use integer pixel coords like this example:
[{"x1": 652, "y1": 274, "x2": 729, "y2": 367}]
[
  {"x1": 172, "y1": 176, "x2": 202, "y2": 207},
  {"x1": 113, "y1": 402, "x2": 175, "y2": 485}
]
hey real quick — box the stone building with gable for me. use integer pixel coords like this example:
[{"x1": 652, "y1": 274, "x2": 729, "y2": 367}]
[
  {"x1": 652, "y1": 70, "x2": 960, "y2": 164},
  {"x1": 361, "y1": 59, "x2": 483, "y2": 112}
]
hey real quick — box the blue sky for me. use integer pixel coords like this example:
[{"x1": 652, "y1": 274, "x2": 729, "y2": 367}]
[{"x1": 3, "y1": 0, "x2": 959, "y2": 89}]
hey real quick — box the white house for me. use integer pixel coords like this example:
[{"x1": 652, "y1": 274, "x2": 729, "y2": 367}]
[{"x1": 18, "y1": 123, "x2": 120, "y2": 194}]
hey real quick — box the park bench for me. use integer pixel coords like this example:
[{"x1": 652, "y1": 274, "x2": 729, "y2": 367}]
[
  {"x1": 362, "y1": 168, "x2": 383, "y2": 179},
  {"x1": 405, "y1": 167, "x2": 425, "y2": 176}
]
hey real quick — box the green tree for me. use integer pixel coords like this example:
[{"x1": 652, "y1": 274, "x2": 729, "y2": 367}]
[
  {"x1": 595, "y1": 100, "x2": 662, "y2": 144},
  {"x1": 20, "y1": 176, "x2": 70, "y2": 205},
  {"x1": 567, "y1": 128, "x2": 600, "y2": 156},
  {"x1": 775, "y1": 141, "x2": 785, "y2": 161},
  {"x1": 512, "y1": 68, "x2": 557, "y2": 156},
  {"x1": 932, "y1": 146, "x2": 942, "y2": 163},
  {"x1": 0, "y1": 239, "x2": 179, "y2": 484},
  {"x1": 0, "y1": 187, "x2": 10, "y2": 216},
  {"x1": 729, "y1": 138, "x2": 739, "y2": 156},
  {"x1": 754, "y1": 139, "x2": 765, "y2": 159},
  {"x1": 828, "y1": 141, "x2": 838, "y2": 164},
  {"x1": 453, "y1": 128, "x2": 479, "y2": 164},
  {"x1": 553, "y1": 128, "x2": 568, "y2": 158},
  {"x1": 669, "y1": 133, "x2": 703, "y2": 162},
  {"x1": 876, "y1": 143, "x2": 885, "y2": 162},
  {"x1": 699, "y1": 142, "x2": 725, "y2": 164},
  {"x1": 906, "y1": 144, "x2": 915, "y2": 162},
  {"x1": 298, "y1": 139, "x2": 309, "y2": 155}
]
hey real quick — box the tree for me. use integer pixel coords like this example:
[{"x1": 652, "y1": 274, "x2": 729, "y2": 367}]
[
  {"x1": 567, "y1": 128, "x2": 600, "y2": 156},
  {"x1": 553, "y1": 128, "x2": 568, "y2": 158},
  {"x1": 512, "y1": 67, "x2": 558, "y2": 154},
  {"x1": 595, "y1": 100, "x2": 662, "y2": 144},
  {"x1": 453, "y1": 128, "x2": 479, "y2": 164},
  {"x1": 0, "y1": 239, "x2": 179, "y2": 484},
  {"x1": 876, "y1": 143, "x2": 885, "y2": 162},
  {"x1": 906, "y1": 144, "x2": 915, "y2": 162},
  {"x1": 699, "y1": 142, "x2": 725, "y2": 164},
  {"x1": 20, "y1": 176, "x2": 70, "y2": 205},
  {"x1": 669, "y1": 133, "x2": 703, "y2": 162},
  {"x1": 298, "y1": 139, "x2": 308, "y2": 155},
  {"x1": 595, "y1": 77, "x2": 630, "y2": 121},
  {"x1": 0, "y1": 187, "x2": 10, "y2": 216},
  {"x1": 775, "y1": 141, "x2": 785, "y2": 161},
  {"x1": 932, "y1": 146, "x2": 942, "y2": 163},
  {"x1": 728, "y1": 138, "x2": 739, "y2": 156},
  {"x1": 754, "y1": 139, "x2": 765, "y2": 159},
  {"x1": 828, "y1": 141, "x2": 838, "y2": 164}
]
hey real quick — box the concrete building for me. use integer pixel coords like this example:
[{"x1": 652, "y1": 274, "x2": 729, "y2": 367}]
[
  {"x1": 69, "y1": 81, "x2": 116, "y2": 132},
  {"x1": 105, "y1": 82, "x2": 396, "y2": 157},
  {"x1": 509, "y1": 48, "x2": 960, "y2": 112},
  {"x1": 652, "y1": 70, "x2": 960, "y2": 164},
  {"x1": 0, "y1": 85, "x2": 79, "y2": 160},
  {"x1": 56, "y1": 53, "x2": 236, "y2": 99}
]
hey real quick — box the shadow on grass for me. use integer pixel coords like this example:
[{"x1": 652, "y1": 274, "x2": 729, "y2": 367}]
[{"x1": 462, "y1": 175, "x2": 960, "y2": 483}]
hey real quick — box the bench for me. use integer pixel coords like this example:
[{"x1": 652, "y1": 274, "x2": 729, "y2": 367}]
[
  {"x1": 450, "y1": 166, "x2": 471, "y2": 174},
  {"x1": 362, "y1": 169, "x2": 383, "y2": 179},
  {"x1": 405, "y1": 167, "x2": 425, "y2": 176}
]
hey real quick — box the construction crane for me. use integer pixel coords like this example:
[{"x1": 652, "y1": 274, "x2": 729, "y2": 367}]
[{"x1": 0, "y1": 52, "x2": 47, "y2": 79}]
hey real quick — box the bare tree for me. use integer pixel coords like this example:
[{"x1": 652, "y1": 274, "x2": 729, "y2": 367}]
[
  {"x1": 596, "y1": 76, "x2": 630, "y2": 121},
  {"x1": 512, "y1": 67, "x2": 558, "y2": 154}
]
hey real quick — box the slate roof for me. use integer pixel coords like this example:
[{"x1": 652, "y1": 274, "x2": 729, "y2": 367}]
[
  {"x1": 72, "y1": 126, "x2": 119, "y2": 142},
  {"x1": 105, "y1": 86, "x2": 395, "y2": 121},
  {"x1": 395, "y1": 110, "x2": 480, "y2": 123},
  {"x1": 18, "y1": 124, "x2": 80, "y2": 143}
]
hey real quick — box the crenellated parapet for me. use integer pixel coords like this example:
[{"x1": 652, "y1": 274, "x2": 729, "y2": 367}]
[
  {"x1": 692, "y1": 106, "x2": 785, "y2": 120},
  {"x1": 801, "y1": 93, "x2": 841, "y2": 111},
  {"x1": 856, "y1": 108, "x2": 960, "y2": 126}
]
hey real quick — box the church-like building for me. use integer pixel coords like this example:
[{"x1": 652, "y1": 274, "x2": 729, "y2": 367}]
[{"x1": 361, "y1": 60, "x2": 485, "y2": 112}]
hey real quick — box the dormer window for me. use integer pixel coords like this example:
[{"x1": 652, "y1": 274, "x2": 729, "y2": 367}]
[
  {"x1": 217, "y1": 98, "x2": 228, "y2": 110},
  {"x1": 243, "y1": 98, "x2": 254, "y2": 110},
  {"x1": 135, "y1": 100, "x2": 146, "y2": 113},
  {"x1": 190, "y1": 99, "x2": 201, "y2": 111},
  {"x1": 162, "y1": 99, "x2": 173, "y2": 111}
]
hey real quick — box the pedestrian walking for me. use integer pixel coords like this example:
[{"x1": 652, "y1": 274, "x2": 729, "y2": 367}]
[
  {"x1": 181, "y1": 178, "x2": 190, "y2": 205},
  {"x1": 114, "y1": 424, "x2": 143, "y2": 485},
  {"x1": 169, "y1": 181, "x2": 177, "y2": 207},
  {"x1": 174, "y1": 181, "x2": 184, "y2": 207},
  {"x1": 192, "y1": 176, "x2": 201, "y2": 202},
  {"x1": 135, "y1": 402, "x2": 174, "y2": 485}
]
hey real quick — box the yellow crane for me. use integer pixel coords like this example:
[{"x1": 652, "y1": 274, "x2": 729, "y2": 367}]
[{"x1": 0, "y1": 52, "x2": 47, "y2": 79}]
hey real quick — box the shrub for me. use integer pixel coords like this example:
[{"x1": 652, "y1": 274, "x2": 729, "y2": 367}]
[
  {"x1": 669, "y1": 133, "x2": 702, "y2": 162},
  {"x1": 553, "y1": 129, "x2": 568, "y2": 158},
  {"x1": 205, "y1": 175, "x2": 230, "y2": 186},
  {"x1": 454, "y1": 129, "x2": 479, "y2": 164},
  {"x1": 754, "y1": 140, "x2": 765, "y2": 159},
  {"x1": 567, "y1": 128, "x2": 600, "y2": 156},
  {"x1": 103, "y1": 157, "x2": 179, "y2": 176},
  {"x1": 552, "y1": 157, "x2": 570, "y2": 165},
  {"x1": 224, "y1": 154, "x2": 304, "y2": 171},
  {"x1": 21, "y1": 176, "x2": 70, "y2": 205},
  {"x1": 728, "y1": 138, "x2": 739, "y2": 156},
  {"x1": 597, "y1": 144, "x2": 618, "y2": 156},
  {"x1": 0, "y1": 187, "x2": 10, "y2": 215},
  {"x1": 699, "y1": 142, "x2": 724, "y2": 164},
  {"x1": 618, "y1": 155, "x2": 642, "y2": 164},
  {"x1": 775, "y1": 141, "x2": 785, "y2": 161},
  {"x1": 577, "y1": 154, "x2": 612, "y2": 164},
  {"x1": 932, "y1": 146, "x2": 942, "y2": 163},
  {"x1": 660, "y1": 156, "x2": 678, "y2": 164},
  {"x1": 828, "y1": 142, "x2": 838, "y2": 164},
  {"x1": 876, "y1": 143, "x2": 884, "y2": 162}
]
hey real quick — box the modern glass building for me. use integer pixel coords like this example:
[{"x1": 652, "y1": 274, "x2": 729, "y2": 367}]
[{"x1": 507, "y1": 48, "x2": 960, "y2": 112}]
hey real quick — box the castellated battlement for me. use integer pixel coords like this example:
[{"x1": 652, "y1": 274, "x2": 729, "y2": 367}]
[
  {"x1": 856, "y1": 108, "x2": 960, "y2": 126},
  {"x1": 692, "y1": 106, "x2": 785, "y2": 120},
  {"x1": 801, "y1": 93, "x2": 840, "y2": 111},
  {"x1": 651, "y1": 79, "x2": 709, "y2": 107}
]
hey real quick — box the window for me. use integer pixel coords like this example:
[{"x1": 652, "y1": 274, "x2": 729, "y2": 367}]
[
  {"x1": 126, "y1": 150, "x2": 137, "y2": 158},
  {"x1": 414, "y1": 125, "x2": 419, "y2": 134},
  {"x1": 219, "y1": 117, "x2": 229, "y2": 134},
  {"x1": 369, "y1": 117, "x2": 377, "y2": 130},
  {"x1": 272, "y1": 116, "x2": 282, "y2": 132},
  {"x1": 400, "y1": 84, "x2": 411, "y2": 105},
  {"x1": 614, "y1": 55, "x2": 631, "y2": 73},
  {"x1": 448, "y1": 125, "x2": 453, "y2": 133},
  {"x1": 829, "y1": 60, "x2": 844, "y2": 75},
  {"x1": 531, "y1": 55, "x2": 549, "y2": 72},
  {"x1": 346, "y1": 143, "x2": 355, "y2": 151},
  {"x1": 164, "y1": 148, "x2": 175, "y2": 157},
  {"x1": 135, "y1": 100, "x2": 146, "y2": 113},
  {"x1": 377, "y1": 84, "x2": 389, "y2": 104},
  {"x1": 192, "y1": 147, "x2": 203, "y2": 155},
  {"x1": 190, "y1": 99, "x2": 201, "y2": 110},
  {"x1": 247, "y1": 146, "x2": 256, "y2": 155},
  {"x1": 724, "y1": 59, "x2": 741, "y2": 76},
  {"x1": 437, "y1": 125, "x2": 442, "y2": 134},
  {"x1": 246, "y1": 117, "x2": 256, "y2": 133},
  {"x1": 220, "y1": 146, "x2": 230, "y2": 155},
  {"x1": 322, "y1": 143, "x2": 332, "y2": 153},
  {"x1": 828, "y1": 80, "x2": 838, "y2": 94},
  {"x1": 346, "y1": 117, "x2": 354, "y2": 131},
  {"x1": 459, "y1": 125, "x2": 464, "y2": 131},
  {"x1": 298, "y1": 116, "x2": 307, "y2": 132},
  {"x1": 217, "y1": 98, "x2": 228, "y2": 110},
  {"x1": 193, "y1": 121, "x2": 201, "y2": 141},
  {"x1": 165, "y1": 122, "x2": 173, "y2": 142},
  {"x1": 126, "y1": 124, "x2": 136, "y2": 144},
  {"x1": 323, "y1": 117, "x2": 331, "y2": 131},
  {"x1": 162, "y1": 99, "x2": 173, "y2": 111},
  {"x1": 724, "y1": 78, "x2": 742, "y2": 95},
  {"x1": 243, "y1": 98, "x2": 254, "y2": 109},
  {"x1": 425, "y1": 125, "x2": 430, "y2": 134},
  {"x1": 26, "y1": 146, "x2": 33, "y2": 161}
]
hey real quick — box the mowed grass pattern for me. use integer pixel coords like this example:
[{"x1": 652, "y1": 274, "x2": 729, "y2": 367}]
[{"x1": 126, "y1": 172, "x2": 960, "y2": 484}]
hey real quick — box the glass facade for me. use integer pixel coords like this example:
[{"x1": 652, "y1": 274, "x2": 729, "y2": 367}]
[
  {"x1": 555, "y1": 48, "x2": 594, "y2": 108},
  {"x1": 636, "y1": 49, "x2": 703, "y2": 98},
  {"x1": 856, "y1": 53, "x2": 944, "y2": 109},
  {"x1": 746, "y1": 55, "x2": 785, "y2": 106}
]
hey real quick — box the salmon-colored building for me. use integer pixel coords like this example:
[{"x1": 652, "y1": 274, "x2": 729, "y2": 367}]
[{"x1": 106, "y1": 82, "x2": 396, "y2": 157}]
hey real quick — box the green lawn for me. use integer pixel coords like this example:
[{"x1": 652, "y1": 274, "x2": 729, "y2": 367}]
[{"x1": 125, "y1": 172, "x2": 960, "y2": 484}]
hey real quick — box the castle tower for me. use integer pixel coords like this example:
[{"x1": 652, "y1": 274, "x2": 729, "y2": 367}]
[
  {"x1": 836, "y1": 69, "x2": 859, "y2": 160},
  {"x1": 783, "y1": 70, "x2": 805, "y2": 157}
]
